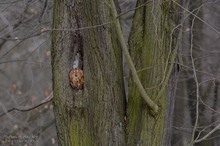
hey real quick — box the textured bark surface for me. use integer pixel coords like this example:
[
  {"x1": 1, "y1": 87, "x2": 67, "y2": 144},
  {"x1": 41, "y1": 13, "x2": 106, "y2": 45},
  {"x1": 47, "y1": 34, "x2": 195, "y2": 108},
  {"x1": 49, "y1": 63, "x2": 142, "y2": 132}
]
[
  {"x1": 126, "y1": 0, "x2": 178, "y2": 146},
  {"x1": 81, "y1": 1, "x2": 126, "y2": 146},
  {"x1": 52, "y1": 0, "x2": 178, "y2": 145},
  {"x1": 52, "y1": 1, "x2": 88, "y2": 146},
  {"x1": 52, "y1": 0, "x2": 125, "y2": 145}
]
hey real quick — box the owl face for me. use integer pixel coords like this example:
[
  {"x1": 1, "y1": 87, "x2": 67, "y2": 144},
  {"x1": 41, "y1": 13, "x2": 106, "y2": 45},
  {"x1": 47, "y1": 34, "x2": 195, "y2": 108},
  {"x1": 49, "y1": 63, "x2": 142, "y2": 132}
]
[{"x1": 69, "y1": 68, "x2": 84, "y2": 90}]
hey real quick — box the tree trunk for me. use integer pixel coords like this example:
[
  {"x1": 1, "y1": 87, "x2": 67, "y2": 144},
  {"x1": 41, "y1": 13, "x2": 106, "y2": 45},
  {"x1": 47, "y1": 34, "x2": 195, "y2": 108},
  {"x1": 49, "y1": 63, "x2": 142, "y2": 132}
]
[
  {"x1": 52, "y1": 0, "x2": 125, "y2": 145},
  {"x1": 52, "y1": 0, "x2": 179, "y2": 146},
  {"x1": 127, "y1": 0, "x2": 179, "y2": 146}
]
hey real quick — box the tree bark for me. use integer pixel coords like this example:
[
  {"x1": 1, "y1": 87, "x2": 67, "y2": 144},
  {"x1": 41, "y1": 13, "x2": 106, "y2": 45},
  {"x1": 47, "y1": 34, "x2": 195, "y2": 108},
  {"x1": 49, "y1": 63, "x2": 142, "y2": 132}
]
[
  {"x1": 52, "y1": 0, "x2": 179, "y2": 146},
  {"x1": 52, "y1": 0, "x2": 125, "y2": 145},
  {"x1": 126, "y1": 0, "x2": 179, "y2": 146}
]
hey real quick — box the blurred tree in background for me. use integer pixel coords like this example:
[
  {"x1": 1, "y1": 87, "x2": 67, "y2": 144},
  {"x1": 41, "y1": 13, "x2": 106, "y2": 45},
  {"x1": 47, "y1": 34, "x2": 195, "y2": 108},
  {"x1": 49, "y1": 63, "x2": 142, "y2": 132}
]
[
  {"x1": 172, "y1": 0, "x2": 220, "y2": 146},
  {"x1": 0, "y1": 0, "x2": 56, "y2": 146},
  {"x1": 0, "y1": 0, "x2": 220, "y2": 146}
]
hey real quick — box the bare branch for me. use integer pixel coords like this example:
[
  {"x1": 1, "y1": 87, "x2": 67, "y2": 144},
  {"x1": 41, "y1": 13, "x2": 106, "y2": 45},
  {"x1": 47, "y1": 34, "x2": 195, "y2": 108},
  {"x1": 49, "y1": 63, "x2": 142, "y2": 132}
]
[
  {"x1": 188, "y1": 7, "x2": 200, "y2": 146},
  {"x1": 109, "y1": 0, "x2": 158, "y2": 114},
  {"x1": 0, "y1": 0, "x2": 25, "y2": 4},
  {"x1": 195, "y1": 123, "x2": 220, "y2": 143},
  {"x1": 117, "y1": 1, "x2": 152, "y2": 19},
  {"x1": 172, "y1": 0, "x2": 220, "y2": 35},
  {"x1": 0, "y1": 95, "x2": 53, "y2": 118},
  {"x1": 38, "y1": 0, "x2": 48, "y2": 23},
  {"x1": 0, "y1": 59, "x2": 50, "y2": 65}
]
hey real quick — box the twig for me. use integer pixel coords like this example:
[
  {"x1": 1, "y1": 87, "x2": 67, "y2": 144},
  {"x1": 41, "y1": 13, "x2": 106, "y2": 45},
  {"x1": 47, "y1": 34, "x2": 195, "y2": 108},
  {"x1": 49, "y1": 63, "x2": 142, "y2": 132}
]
[
  {"x1": 38, "y1": 0, "x2": 48, "y2": 23},
  {"x1": 172, "y1": 0, "x2": 220, "y2": 35},
  {"x1": 0, "y1": 0, "x2": 25, "y2": 4},
  {"x1": 49, "y1": 21, "x2": 113, "y2": 31},
  {"x1": 109, "y1": 0, "x2": 158, "y2": 114},
  {"x1": 0, "y1": 97, "x2": 53, "y2": 117},
  {"x1": 117, "y1": 1, "x2": 152, "y2": 18},
  {"x1": 0, "y1": 59, "x2": 50, "y2": 65},
  {"x1": 195, "y1": 123, "x2": 220, "y2": 143},
  {"x1": 188, "y1": 6, "x2": 200, "y2": 146}
]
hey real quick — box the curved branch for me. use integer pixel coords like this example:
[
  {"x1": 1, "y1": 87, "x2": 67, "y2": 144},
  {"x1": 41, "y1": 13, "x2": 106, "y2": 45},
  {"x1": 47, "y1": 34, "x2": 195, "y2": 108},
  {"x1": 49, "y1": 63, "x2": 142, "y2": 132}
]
[{"x1": 109, "y1": 0, "x2": 158, "y2": 114}]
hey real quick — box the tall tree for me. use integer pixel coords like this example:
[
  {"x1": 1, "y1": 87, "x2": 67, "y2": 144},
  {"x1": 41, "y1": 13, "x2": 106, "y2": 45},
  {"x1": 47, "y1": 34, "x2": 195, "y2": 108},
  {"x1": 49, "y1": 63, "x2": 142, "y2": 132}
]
[
  {"x1": 51, "y1": 0, "x2": 179, "y2": 145},
  {"x1": 52, "y1": 0, "x2": 125, "y2": 145},
  {"x1": 172, "y1": 1, "x2": 220, "y2": 146},
  {"x1": 127, "y1": 0, "x2": 179, "y2": 145}
]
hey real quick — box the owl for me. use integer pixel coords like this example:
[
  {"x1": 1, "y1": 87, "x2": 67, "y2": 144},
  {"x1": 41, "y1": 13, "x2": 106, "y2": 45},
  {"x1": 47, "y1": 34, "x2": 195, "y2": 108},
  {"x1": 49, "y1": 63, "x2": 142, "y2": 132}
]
[{"x1": 69, "y1": 68, "x2": 84, "y2": 90}]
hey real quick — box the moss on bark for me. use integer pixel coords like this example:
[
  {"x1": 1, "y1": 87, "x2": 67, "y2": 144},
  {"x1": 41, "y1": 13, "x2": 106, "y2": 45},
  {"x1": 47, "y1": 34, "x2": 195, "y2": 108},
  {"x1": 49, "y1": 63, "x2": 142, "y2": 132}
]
[
  {"x1": 52, "y1": 0, "x2": 125, "y2": 145},
  {"x1": 127, "y1": 0, "x2": 178, "y2": 145}
]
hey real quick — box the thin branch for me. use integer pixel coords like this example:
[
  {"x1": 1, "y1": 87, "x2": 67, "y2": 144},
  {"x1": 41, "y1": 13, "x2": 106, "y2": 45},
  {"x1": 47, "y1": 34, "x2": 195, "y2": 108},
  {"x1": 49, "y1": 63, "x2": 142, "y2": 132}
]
[
  {"x1": 0, "y1": 97, "x2": 53, "y2": 117},
  {"x1": 0, "y1": 2, "x2": 158, "y2": 40},
  {"x1": 195, "y1": 123, "x2": 220, "y2": 143},
  {"x1": 200, "y1": 97, "x2": 220, "y2": 115},
  {"x1": 195, "y1": 123, "x2": 216, "y2": 140},
  {"x1": 0, "y1": 30, "x2": 49, "y2": 41},
  {"x1": 49, "y1": 21, "x2": 113, "y2": 31},
  {"x1": 0, "y1": 21, "x2": 114, "y2": 41},
  {"x1": 155, "y1": 23, "x2": 181, "y2": 101},
  {"x1": 117, "y1": 1, "x2": 152, "y2": 18},
  {"x1": 173, "y1": 126, "x2": 192, "y2": 133},
  {"x1": 124, "y1": 61, "x2": 217, "y2": 82},
  {"x1": 0, "y1": 59, "x2": 50, "y2": 65},
  {"x1": 0, "y1": 0, "x2": 25, "y2": 4},
  {"x1": 38, "y1": 0, "x2": 48, "y2": 23},
  {"x1": 188, "y1": 6, "x2": 200, "y2": 146},
  {"x1": 0, "y1": 40, "x2": 24, "y2": 59},
  {"x1": 172, "y1": 0, "x2": 220, "y2": 35},
  {"x1": 109, "y1": 0, "x2": 158, "y2": 114},
  {"x1": 1, "y1": 2, "x2": 152, "y2": 41}
]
